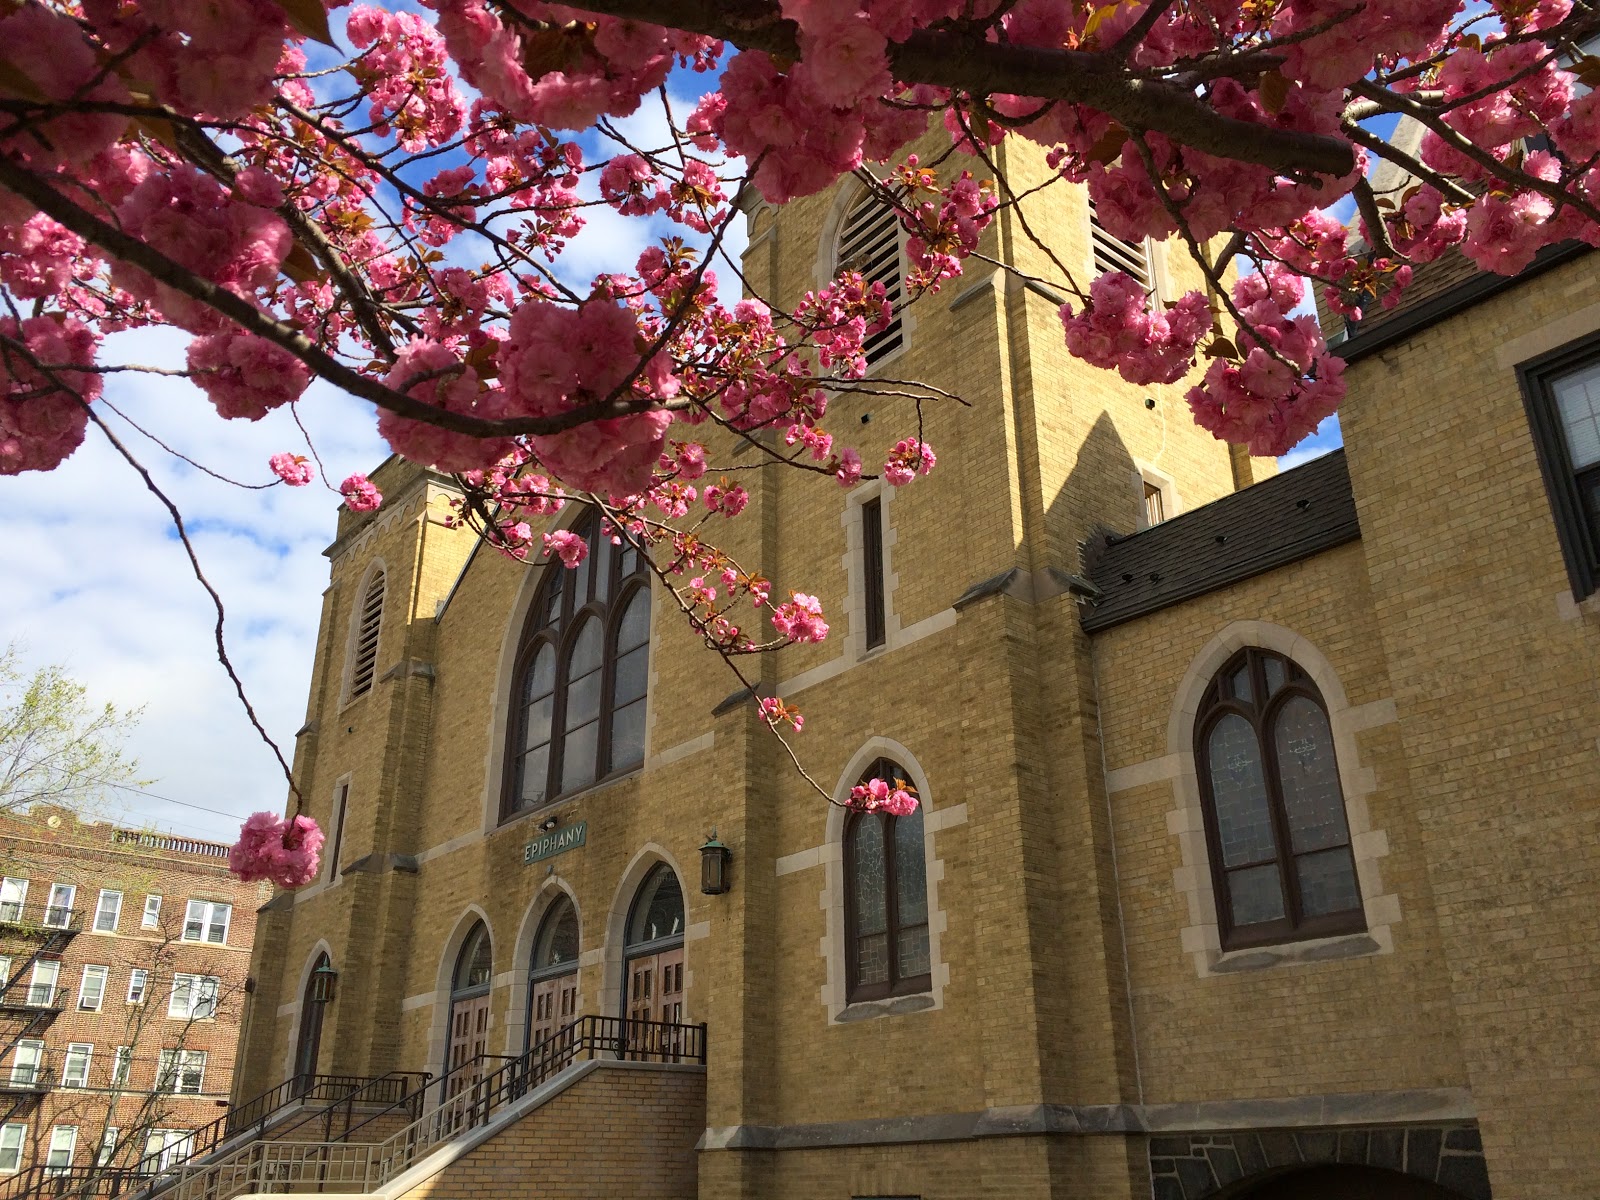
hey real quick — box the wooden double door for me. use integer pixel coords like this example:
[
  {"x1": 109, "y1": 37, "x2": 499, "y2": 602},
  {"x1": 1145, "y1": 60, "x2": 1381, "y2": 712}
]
[
  {"x1": 528, "y1": 970, "x2": 578, "y2": 1049},
  {"x1": 625, "y1": 945, "x2": 685, "y2": 1059},
  {"x1": 445, "y1": 992, "x2": 491, "y2": 1104}
]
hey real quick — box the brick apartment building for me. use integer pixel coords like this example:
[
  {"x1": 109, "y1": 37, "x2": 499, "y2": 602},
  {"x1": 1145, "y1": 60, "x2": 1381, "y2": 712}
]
[{"x1": 0, "y1": 806, "x2": 268, "y2": 1181}]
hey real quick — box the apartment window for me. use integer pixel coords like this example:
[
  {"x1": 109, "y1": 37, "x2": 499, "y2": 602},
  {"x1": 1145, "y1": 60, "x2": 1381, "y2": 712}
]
[
  {"x1": 9, "y1": 1040, "x2": 43, "y2": 1086},
  {"x1": 112, "y1": 1046, "x2": 133, "y2": 1087},
  {"x1": 94, "y1": 890, "x2": 122, "y2": 933},
  {"x1": 348, "y1": 567, "x2": 385, "y2": 699},
  {"x1": 78, "y1": 964, "x2": 108, "y2": 1011},
  {"x1": 44, "y1": 883, "x2": 75, "y2": 928},
  {"x1": 45, "y1": 1127, "x2": 77, "y2": 1175},
  {"x1": 127, "y1": 968, "x2": 149, "y2": 1005},
  {"x1": 861, "y1": 497, "x2": 887, "y2": 650},
  {"x1": 844, "y1": 758, "x2": 931, "y2": 1003},
  {"x1": 169, "y1": 973, "x2": 220, "y2": 1020},
  {"x1": 1519, "y1": 332, "x2": 1600, "y2": 598},
  {"x1": 97, "y1": 1128, "x2": 119, "y2": 1168},
  {"x1": 60, "y1": 1043, "x2": 92, "y2": 1088},
  {"x1": 836, "y1": 188, "x2": 905, "y2": 366},
  {"x1": 27, "y1": 959, "x2": 59, "y2": 1006},
  {"x1": 327, "y1": 782, "x2": 350, "y2": 883},
  {"x1": 0, "y1": 956, "x2": 10, "y2": 992},
  {"x1": 1088, "y1": 195, "x2": 1153, "y2": 292},
  {"x1": 504, "y1": 508, "x2": 651, "y2": 819},
  {"x1": 142, "y1": 895, "x2": 162, "y2": 929},
  {"x1": 0, "y1": 877, "x2": 26, "y2": 923},
  {"x1": 144, "y1": 1130, "x2": 189, "y2": 1174},
  {"x1": 1196, "y1": 647, "x2": 1365, "y2": 949},
  {"x1": 183, "y1": 900, "x2": 231, "y2": 945},
  {"x1": 0, "y1": 1125, "x2": 23, "y2": 1173},
  {"x1": 156, "y1": 1049, "x2": 207, "y2": 1094},
  {"x1": 1144, "y1": 480, "x2": 1166, "y2": 526}
]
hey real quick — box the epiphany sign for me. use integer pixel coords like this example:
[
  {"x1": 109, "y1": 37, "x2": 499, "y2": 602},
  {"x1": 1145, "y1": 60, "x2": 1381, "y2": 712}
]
[{"x1": 524, "y1": 821, "x2": 587, "y2": 866}]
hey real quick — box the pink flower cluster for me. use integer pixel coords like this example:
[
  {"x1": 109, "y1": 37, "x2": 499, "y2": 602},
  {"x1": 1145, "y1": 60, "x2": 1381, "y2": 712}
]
[
  {"x1": 229, "y1": 812, "x2": 324, "y2": 889},
  {"x1": 378, "y1": 340, "x2": 515, "y2": 472},
  {"x1": 187, "y1": 333, "x2": 312, "y2": 421},
  {"x1": 847, "y1": 776, "x2": 919, "y2": 816},
  {"x1": 1060, "y1": 272, "x2": 1211, "y2": 386},
  {"x1": 884, "y1": 438, "x2": 936, "y2": 487},
  {"x1": 347, "y1": 6, "x2": 468, "y2": 151},
  {"x1": 771, "y1": 592, "x2": 829, "y2": 643},
  {"x1": 543, "y1": 528, "x2": 588, "y2": 568},
  {"x1": 341, "y1": 474, "x2": 385, "y2": 513},
  {"x1": 0, "y1": 317, "x2": 101, "y2": 476},
  {"x1": 1185, "y1": 267, "x2": 1345, "y2": 458},
  {"x1": 270, "y1": 453, "x2": 314, "y2": 487}
]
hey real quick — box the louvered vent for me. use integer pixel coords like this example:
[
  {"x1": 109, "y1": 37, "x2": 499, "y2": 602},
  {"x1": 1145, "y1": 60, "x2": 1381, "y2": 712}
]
[
  {"x1": 1088, "y1": 197, "x2": 1152, "y2": 291},
  {"x1": 837, "y1": 191, "x2": 904, "y2": 366},
  {"x1": 350, "y1": 573, "x2": 384, "y2": 698}
]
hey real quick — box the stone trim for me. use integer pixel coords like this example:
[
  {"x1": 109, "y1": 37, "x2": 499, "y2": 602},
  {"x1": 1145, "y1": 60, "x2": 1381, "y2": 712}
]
[
  {"x1": 1160, "y1": 621, "x2": 1402, "y2": 977},
  {"x1": 698, "y1": 1089, "x2": 1476, "y2": 1152},
  {"x1": 503, "y1": 877, "x2": 582, "y2": 1056},
  {"x1": 1150, "y1": 1124, "x2": 1489, "y2": 1200}
]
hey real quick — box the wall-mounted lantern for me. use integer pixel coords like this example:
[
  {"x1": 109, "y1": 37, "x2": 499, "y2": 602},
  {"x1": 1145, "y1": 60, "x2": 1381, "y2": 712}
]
[
  {"x1": 699, "y1": 831, "x2": 732, "y2": 896},
  {"x1": 310, "y1": 962, "x2": 339, "y2": 1004}
]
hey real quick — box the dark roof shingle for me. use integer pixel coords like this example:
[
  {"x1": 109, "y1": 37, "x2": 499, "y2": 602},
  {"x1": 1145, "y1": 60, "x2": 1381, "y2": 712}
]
[{"x1": 1081, "y1": 450, "x2": 1359, "y2": 633}]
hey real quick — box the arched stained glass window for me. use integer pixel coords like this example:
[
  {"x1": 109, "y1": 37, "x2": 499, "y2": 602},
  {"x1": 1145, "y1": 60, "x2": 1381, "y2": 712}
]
[
  {"x1": 453, "y1": 922, "x2": 493, "y2": 996},
  {"x1": 836, "y1": 189, "x2": 904, "y2": 367},
  {"x1": 1196, "y1": 648, "x2": 1364, "y2": 948},
  {"x1": 843, "y1": 758, "x2": 930, "y2": 1002},
  {"x1": 504, "y1": 509, "x2": 651, "y2": 820}
]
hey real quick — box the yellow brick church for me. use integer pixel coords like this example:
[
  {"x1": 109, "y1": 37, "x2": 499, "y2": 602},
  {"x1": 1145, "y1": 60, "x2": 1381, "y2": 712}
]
[{"x1": 217, "y1": 138, "x2": 1600, "y2": 1200}]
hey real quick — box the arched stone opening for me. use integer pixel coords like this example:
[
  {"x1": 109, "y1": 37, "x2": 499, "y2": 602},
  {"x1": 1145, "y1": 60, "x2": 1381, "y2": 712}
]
[{"x1": 1224, "y1": 1165, "x2": 1463, "y2": 1199}]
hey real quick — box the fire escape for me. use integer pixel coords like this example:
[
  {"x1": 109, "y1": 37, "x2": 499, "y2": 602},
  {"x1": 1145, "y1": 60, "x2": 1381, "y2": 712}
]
[{"x1": 0, "y1": 898, "x2": 78, "y2": 1123}]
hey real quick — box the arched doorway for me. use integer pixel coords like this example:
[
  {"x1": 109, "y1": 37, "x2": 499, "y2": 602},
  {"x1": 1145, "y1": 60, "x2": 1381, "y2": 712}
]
[
  {"x1": 527, "y1": 897, "x2": 579, "y2": 1052},
  {"x1": 444, "y1": 922, "x2": 493, "y2": 1102},
  {"x1": 292, "y1": 953, "x2": 330, "y2": 1088},
  {"x1": 623, "y1": 864, "x2": 685, "y2": 1049},
  {"x1": 1233, "y1": 1165, "x2": 1464, "y2": 1199}
]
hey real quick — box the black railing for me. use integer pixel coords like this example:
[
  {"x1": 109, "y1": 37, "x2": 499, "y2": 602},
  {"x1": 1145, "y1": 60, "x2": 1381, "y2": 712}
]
[
  {"x1": 0, "y1": 983, "x2": 66, "y2": 1013},
  {"x1": 0, "y1": 1055, "x2": 51, "y2": 1094},
  {"x1": 0, "y1": 902, "x2": 80, "y2": 932},
  {"x1": 0, "y1": 1166, "x2": 149, "y2": 1199},
  {"x1": 454, "y1": 1015, "x2": 705, "y2": 1132},
  {"x1": 264, "y1": 1071, "x2": 430, "y2": 1146}
]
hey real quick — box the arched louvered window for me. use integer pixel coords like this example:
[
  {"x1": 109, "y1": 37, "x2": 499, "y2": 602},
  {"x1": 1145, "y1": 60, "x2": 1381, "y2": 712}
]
[
  {"x1": 348, "y1": 569, "x2": 385, "y2": 699},
  {"x1": 1088, "y1": 196, "x2": 1152, "y2": 293},
  {"x1": 836, "y1": 189, "x2": 904, "y2": 367},
  {"x1": 504, "y1": 509, "x2": 650, "y2": 820},
  {"x1": 1195, "y1": 648, "x2": 1365, "y2": 949},
  {"x1": 844, "y1": 758, "x2": 930, "y2": 1002}
]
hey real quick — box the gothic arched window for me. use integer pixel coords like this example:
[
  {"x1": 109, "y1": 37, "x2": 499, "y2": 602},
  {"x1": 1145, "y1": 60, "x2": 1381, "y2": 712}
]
[
  {"x1": 1195, "y1": 648, "x2": 1365, "y2": 949},
  {"x1": 836, "y1": 189, "x2": 904, "y2": 367},
  {"x1": 504, "y1": 509, "x2": 650, "y2": 820},
  {"x1": 844, "y1": 758, "x2": 930, "y2": 1002}
]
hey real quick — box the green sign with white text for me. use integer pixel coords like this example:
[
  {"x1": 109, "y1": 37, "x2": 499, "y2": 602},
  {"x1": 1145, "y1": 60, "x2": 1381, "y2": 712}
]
[{"x1": 524, "y1": 821, "x2": 586, "y2": 865}]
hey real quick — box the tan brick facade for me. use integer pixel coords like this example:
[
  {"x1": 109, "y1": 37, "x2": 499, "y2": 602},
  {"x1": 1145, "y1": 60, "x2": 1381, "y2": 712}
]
[{"x1": 237, "y1": 139, "x2": 1599, "y2": 1200}]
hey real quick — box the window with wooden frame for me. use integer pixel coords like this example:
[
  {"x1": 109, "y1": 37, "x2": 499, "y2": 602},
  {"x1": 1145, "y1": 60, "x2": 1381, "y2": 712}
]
[
  {"x1": 348, "y1": 568, "x2": 385, "y2": 699},
  {"x1": 1195, "y1": 648, "x2": 1364, "y2": 949},
  {"x1": 861, "y1": 497, "x2": 887, "y2": 650},
  {"x1": 1143, "y1": 479, "x2": 1166, "y2": 526},
  {"x1": 844, "y1": 758, "x2": 930, "y2": 1002},
  {"x1": 503, "y1": 508, "x2": 650, "y2": 820},
  {"x1": 326, "y1": 782, "x2": 350, "y2": 883},
  {"x1": 836, "y1": 189, "x2": 905, "y2": 367},
  {"x1": 1518, "y1": 331, "x2": 1600, "y2": 599}
]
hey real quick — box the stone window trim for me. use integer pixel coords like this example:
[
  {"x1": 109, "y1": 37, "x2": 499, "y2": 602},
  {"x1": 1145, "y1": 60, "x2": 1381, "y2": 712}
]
[
  {"x1": 1515, "y1": 327, "x2": 1600, "y2": 600},
  {"x1": 502, "y1": 878, "x2": 589, "y2": 1057},
  {"x1": 813, "y1": 177, "x2": 918, "y2": 377},
  {"x1": 325, "y1": 774, "x2": 352, "y2": 888},
  {"x1": 795, "y1": 738, "x2": 962, "y2": 1025},
  {"x1": 1147, "y1": 620, "x2": 1401, "y2": 978},
  {"x1": 339, "y1": 557, "x2": 389, "y2": 711},
  {"x1": 479, "y1": 508, "x2": 660, "y2": 837},
  {"x1": 280, "y1": 939, "x2": 336, "y2": 1083},
  {"x1": 841, "y1": 481, "x2": 903, "y2": 664},
  {"x1": 1133, "y1": 461, "x2": 1180, "y2": 531}
]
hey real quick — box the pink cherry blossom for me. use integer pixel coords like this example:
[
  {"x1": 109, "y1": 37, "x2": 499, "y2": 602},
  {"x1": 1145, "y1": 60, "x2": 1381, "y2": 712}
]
[
  {"x1": 341, "y1": 474, "x2": 385, "y2": 513},
  {"x1": 270, "y1": 453, "x2": 314, "y2": 486},
  {"x1": 772, "y1": 592, "x2": 829, "y2": 643},
  {"x1": 229, "y1": 812, "x2": 325, "y2": 888},
  {"x1": 543, "y1": 528, "x2": 589, "y2": 568},
  {"x1": 187, "y1": 333, "x2": 311, "y2": 421}
]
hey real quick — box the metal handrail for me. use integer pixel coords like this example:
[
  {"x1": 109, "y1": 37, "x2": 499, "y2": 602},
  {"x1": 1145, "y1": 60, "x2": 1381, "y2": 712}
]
[
  {"x1": 263, "y1": 1071, "x2": 430, "y2": 1145},
  {"x1": 0, "y1": 983, "x2": 67, "y2": 1011},
  {"x1": 0, "y1": 902, "x2": 81, "y2": 931},
  {"x1": 337, "y1": 1053, "x2": 493, "y2": 1145}
]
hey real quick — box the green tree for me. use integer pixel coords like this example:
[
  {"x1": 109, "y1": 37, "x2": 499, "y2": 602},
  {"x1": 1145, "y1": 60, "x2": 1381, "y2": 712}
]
[{"x1": 0, "y1": 643, "x2": 142, "y2": 816}]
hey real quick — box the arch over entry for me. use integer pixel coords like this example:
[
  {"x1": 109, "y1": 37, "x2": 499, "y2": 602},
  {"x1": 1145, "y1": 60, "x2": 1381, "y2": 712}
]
[
  {"x1": 292, "y1": 950, "x2": 331, "y2": 1088},
  {"x1": 623, "y1": 863, "x2": 685, "y2": 1028},
  {"x1": 1152, "y1": 1125, "x2": 1490, "y2": 1200},
  {"x1": 526, "y1": 895, "x2": 580, "y2": 1052},
  {"x1": 444, "y1": 921, "x2": 493, "y2": 1100}
]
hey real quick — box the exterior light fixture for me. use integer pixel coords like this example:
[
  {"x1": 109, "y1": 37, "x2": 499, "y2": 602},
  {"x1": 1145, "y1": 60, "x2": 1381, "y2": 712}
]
[
  {"x1": 539, "y1": 815, "x2": 559, "y2": 832},
  {"x1": 310, "y1": 962, "x2": 339, "y2": 1004},
  {"x1": 699, "y1": 830, "x2": 732, "y2": 896}
]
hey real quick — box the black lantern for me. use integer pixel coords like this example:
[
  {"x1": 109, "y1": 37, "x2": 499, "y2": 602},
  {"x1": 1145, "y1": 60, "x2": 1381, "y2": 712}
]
[
  {"x1": 309, "y1": 962, "x2": 339, "y2": 1004},
  {"x1": 699, "y1": 831, "x2": 732, "y2": 895}
]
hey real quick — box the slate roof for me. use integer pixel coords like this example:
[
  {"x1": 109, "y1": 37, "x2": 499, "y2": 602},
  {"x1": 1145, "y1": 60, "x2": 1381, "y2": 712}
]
[{"x1": 1080, "y1": 449, "x2": 1360, "y2": 633}]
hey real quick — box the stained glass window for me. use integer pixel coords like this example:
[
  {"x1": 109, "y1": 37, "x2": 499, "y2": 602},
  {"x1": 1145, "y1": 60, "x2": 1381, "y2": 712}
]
[
  {"x1": 845, "y1": 758, "x2": 932, "y2": 1001},
  {"x1": 1196, "y1": 649, "x2": 1364, "y2": 947}
]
